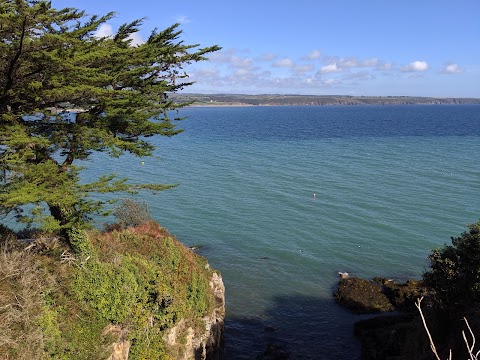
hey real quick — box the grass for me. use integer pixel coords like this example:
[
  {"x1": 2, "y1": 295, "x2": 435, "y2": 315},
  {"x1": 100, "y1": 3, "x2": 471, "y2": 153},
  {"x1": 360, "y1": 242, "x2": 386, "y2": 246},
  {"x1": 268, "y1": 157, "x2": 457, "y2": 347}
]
[{"x1": 0, "y1": 220, "x2": 215, "y2": 359}]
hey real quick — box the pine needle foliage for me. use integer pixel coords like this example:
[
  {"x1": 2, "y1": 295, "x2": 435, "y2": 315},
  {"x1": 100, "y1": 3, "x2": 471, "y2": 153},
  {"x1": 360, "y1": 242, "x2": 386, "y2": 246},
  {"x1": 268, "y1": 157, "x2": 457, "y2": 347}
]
[{"x1": 0, "y1": 1, "x2": 220, "y2": 242}]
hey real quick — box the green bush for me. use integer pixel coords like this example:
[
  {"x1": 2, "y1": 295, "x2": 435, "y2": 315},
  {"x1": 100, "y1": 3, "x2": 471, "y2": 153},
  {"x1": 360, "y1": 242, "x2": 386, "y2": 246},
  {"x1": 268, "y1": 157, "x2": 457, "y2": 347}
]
[
  {"x1": 113, "y1": 199, "x2": 152, "y2": 229},
  {"x1": 1, "y1": 221, "x2": 214, "y2": 359},
  {"x1": 423, "y1": 221, "x2": 480, "y2": 308},
  {"x1": 68, "y1": 227, "x2": 94, "y2": 256}
]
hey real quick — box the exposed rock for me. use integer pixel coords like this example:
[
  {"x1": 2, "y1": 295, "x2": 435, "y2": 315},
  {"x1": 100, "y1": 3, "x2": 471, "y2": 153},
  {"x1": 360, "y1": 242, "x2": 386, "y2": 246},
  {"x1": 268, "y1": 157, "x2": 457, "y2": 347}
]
[
  {"x1": 380, "y1": 279, "x2": 430, "y2": 311},
  {"x1": 353, "y1": 314, "x2": 430, "y2": 360},
  {"x1": 334, "y1": 277, "x2": 395, "y2": 314},
  {"x1": 164, "y1": 271, "x2": 225, "y2": 359},
  {"x1": 104, "y1": 271, "x2": 225, "y2": 360},
  {"x1": 104, "y1": 325, "x2": 130, "y2": 360},
  {"x1": 334, "y1": 276, "x2": 434, "y2": 359}
]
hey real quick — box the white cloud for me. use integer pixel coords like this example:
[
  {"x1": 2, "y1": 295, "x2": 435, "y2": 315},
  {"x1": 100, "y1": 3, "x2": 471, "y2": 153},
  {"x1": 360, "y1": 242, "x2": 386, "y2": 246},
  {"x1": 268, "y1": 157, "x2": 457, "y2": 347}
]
[
  {"x1": 401, "y1": 60, "x2": 429, "y2": 72},
  {"x1": 128, "y1": 32, "x2": 144, "y2": 46},
  {"x1": 303, "y1": 50, "x2": 321, "y2": 60},
  {"x1": 322, "y1": 78, "x2": 339, "y2": 86},
  {"x1": 210, "y1": 50, "x2": 255, "y2": 69},
  {"x1": 293, "y1": 64, "x2": 314, "y2": 74},
  {"x1": 342, "y1": 71, "x2": 375, "y2": 82},
  {"x1": 376, "y1": 62, "x2": 393, "y2": 71},
  {"x1": 442, "y1": 63, "x2": 463, "y2": 74},
  {"x1": 362, "y1": 58, "x2": 379, "y2": 67},
  {"x1": 338, "y1": 58, "x2": 358, "y2": 68},
  {"x1": 319, "y1": 63, "x2": 342, "y2": 74},
  {"x1": 234, "y1": 69, "x2": 251, "y2": 76},
  {"x1": 259, "y1": 53, "x2": 277, "y2": 61},
  {"x1": 94, "y1": 24, "x2": 114, "y2": 38},
  {"x1": 195, "y1": 68, "x2": 219, "y2": 77},
  {"x1": 175, "y1": 15, "x2": 191, "y2": 24},
  {"x1": 232, "y1": 57, "x2": 254, "y2": 68},
  {"x1": 93, "y1": 23, "x2": 144, "y2": 46},
  {"x1": 273, "y1": 58, "x2": 295, "y2": 67}
]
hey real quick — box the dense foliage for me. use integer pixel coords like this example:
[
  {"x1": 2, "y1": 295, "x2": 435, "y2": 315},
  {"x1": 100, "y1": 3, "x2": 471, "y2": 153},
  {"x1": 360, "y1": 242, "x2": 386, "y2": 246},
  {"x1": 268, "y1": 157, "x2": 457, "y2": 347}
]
[
  {"x1": 423, "y1": 221, "x2": 480, "y2": 308},
  {"x1": 0, "y1": 1, "x2": 220, "y2": 241},
  {"x1": 0, "y1": 222, "x2": 214, "y2": 359}
]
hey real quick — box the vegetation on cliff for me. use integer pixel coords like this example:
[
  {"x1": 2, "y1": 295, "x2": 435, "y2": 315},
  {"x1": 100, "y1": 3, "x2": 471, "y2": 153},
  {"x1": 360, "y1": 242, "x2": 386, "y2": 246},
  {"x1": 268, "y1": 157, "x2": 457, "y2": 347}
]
[
  {"x1": 0, "y1": 216, "x2": 216, "y2": 359},
  {"x1": 170, "y1": 93, "x2": 480, "y2": 106}
]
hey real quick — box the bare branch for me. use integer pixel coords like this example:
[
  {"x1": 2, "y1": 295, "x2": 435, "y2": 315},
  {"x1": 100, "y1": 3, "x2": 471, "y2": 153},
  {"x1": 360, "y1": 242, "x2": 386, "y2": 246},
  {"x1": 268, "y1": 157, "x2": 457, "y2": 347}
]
[{"x1": 415, "y1": 297, "x2": 443, "y2": 360}]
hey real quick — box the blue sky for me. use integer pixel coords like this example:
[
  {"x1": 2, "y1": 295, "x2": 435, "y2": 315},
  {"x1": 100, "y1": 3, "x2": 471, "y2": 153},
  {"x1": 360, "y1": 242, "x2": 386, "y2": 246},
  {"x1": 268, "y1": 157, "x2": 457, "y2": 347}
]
[{"x1": 52, "y1": 1, "x2": 479, "y2": 97}]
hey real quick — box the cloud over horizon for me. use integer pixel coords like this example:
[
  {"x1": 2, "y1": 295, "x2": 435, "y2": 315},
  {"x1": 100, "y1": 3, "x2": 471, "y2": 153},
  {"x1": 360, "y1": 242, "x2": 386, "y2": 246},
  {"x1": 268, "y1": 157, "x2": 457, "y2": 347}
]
[
  {"x1": 186, "y1": 48, "x2": 470, "y2": 96},
  {"x1": 401, "y1": 60, "x2": 429, "y2": 72},
  {"x1": 442, "y1": 63, "x2": 463, "y2": 74}
]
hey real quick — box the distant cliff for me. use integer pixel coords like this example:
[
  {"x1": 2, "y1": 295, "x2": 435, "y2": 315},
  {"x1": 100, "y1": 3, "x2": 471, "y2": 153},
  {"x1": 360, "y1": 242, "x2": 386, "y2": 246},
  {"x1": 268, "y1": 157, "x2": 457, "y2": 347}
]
[
  {"x1": 0, "y1": 221, "x2": 224, "y2": 359},
  {"x1": 171, "y1": 93, "x2": 480, "y2": 106}
]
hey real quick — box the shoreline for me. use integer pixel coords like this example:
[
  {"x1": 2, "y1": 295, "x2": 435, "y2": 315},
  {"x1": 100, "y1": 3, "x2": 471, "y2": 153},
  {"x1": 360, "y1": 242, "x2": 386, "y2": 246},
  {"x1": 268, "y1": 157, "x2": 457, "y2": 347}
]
[{"x1": 173, "y1": 94, "x2": 480, "y2": 107}]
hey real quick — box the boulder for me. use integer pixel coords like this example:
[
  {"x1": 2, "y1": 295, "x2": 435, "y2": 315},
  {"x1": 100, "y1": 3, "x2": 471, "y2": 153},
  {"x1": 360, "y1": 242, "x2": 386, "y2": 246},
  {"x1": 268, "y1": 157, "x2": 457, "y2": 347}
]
[{"x1": 334, "y1": 277, "x2": 395, "y2": 314}]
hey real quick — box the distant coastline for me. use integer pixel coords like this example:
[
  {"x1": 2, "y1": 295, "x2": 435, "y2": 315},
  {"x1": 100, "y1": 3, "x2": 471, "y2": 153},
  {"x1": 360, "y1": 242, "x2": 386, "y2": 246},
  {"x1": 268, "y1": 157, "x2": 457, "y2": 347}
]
[{"x1": 171, "y1": 93, "x2": 480, "y2": 107}]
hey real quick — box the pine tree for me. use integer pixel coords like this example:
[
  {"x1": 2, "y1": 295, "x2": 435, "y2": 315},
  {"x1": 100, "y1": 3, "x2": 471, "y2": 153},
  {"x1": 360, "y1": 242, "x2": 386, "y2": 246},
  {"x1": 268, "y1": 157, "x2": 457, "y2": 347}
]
[{"x1": 0, "y1": 1, "x2": 220, "y2": 241}]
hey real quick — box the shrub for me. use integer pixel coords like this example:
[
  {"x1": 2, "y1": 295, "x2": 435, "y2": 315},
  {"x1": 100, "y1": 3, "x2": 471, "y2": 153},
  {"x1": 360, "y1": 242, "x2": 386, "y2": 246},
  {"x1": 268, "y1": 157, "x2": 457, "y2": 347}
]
[
  {"x1": 423, "y1": 221, "x2": 480, "y2": 308},
  {"x1": 0, "y1": 246, "x2": 56, "y2": 359},
  {"x1": 113, "y1": 199, "x2": 152, "y2": 229},
  {"x1": 68, "y1": 227, "x2": 94, "y2": 257}
]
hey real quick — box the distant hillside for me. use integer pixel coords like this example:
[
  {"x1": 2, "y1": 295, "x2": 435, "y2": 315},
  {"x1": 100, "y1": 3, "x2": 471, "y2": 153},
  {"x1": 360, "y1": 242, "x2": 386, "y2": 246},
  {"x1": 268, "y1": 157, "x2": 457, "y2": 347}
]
[{"x1": 171, "y1": 93, "x2": 480, "y2": 106}]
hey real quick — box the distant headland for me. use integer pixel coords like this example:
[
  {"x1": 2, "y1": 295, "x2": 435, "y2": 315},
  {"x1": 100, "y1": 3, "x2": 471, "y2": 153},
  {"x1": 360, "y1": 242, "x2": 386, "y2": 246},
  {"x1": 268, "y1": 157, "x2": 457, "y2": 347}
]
[{"x1": 171, "y1": 93, "x2": 480, "y2": 106}]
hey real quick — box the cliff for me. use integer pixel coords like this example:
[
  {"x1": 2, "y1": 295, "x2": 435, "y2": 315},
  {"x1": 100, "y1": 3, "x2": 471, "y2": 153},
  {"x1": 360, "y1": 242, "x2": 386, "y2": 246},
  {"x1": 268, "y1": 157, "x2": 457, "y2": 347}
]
[
  {"x1": 170, "y1": 93, "x2": 480, "y2": 106},
  {"x1": 0, "y1": 221, "x2": 224, "y2": 359}
]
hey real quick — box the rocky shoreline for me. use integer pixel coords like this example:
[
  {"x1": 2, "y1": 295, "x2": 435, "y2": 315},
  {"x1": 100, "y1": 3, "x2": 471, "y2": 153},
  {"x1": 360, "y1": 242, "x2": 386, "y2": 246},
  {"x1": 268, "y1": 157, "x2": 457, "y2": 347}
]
[
  {"x1": 334, "y1": 275, "x2": 433, "y2": 359},
  {"x1": 170, "y1": 93, "x2": 480, "y2": 107}
]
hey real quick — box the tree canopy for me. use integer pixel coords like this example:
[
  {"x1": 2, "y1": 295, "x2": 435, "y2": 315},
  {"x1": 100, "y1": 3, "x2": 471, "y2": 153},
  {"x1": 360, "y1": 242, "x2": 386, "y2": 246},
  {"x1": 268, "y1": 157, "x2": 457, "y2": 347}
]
[
  {"x1": 423, "y1": 221, "x2": 480, "y2": 308},
  {"x1": 0, "y1": 0, "x2": 220, "y2": 240}
]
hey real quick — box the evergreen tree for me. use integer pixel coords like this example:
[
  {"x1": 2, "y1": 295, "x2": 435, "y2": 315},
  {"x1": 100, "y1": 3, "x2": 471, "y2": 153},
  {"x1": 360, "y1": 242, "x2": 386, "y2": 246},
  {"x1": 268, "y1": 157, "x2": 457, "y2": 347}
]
[
  {"x1": 423, "y1": 221, "x2": 480, "y2": 308},
  {"x1": 0, "y1": 1, "x2": 220, "y2": 241}
]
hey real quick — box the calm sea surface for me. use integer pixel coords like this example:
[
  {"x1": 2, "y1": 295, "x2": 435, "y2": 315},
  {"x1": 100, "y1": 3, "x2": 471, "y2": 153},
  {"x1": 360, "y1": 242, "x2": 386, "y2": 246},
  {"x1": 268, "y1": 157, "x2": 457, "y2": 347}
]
[{"x1": 83, "y1": 105, "x2": 480, "y2": 359}]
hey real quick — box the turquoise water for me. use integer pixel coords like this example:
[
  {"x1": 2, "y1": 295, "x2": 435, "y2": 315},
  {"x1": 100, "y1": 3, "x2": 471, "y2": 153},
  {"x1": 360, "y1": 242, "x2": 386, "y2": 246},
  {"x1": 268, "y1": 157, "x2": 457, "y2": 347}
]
[{"x1": 83, "y1": 105, "x2": 480, "y2": 359}]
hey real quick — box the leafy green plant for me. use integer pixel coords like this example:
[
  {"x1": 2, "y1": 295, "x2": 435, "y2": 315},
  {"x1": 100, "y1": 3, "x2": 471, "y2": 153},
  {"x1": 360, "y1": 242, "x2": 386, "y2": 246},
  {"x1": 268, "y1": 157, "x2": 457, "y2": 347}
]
[
  {"x1": 1, "y1": 220, "x2": 215, "y2": 359},
  {"x1": 68, "y1": 227, "x2": 94, "y2": 257},
  {"x1": 423, "y1": 221, "x2": 480, "y2": 308}
]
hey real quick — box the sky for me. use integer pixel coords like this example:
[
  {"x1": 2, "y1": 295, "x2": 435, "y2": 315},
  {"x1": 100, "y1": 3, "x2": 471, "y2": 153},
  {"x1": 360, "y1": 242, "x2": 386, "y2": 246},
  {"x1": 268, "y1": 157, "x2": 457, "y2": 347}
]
[{"x1": 52, "y1": 1, "x2": 480, "y2": 98}]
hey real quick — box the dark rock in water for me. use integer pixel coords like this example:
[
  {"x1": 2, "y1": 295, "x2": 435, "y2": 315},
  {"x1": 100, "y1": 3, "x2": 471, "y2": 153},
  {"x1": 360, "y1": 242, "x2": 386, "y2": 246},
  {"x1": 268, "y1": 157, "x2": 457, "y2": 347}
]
[
  {"x1": 334, "y1": 277, "x2": 395, "y2": 314},
  {"x1": 354, "y1": 313, "x2": 430, "y2": 360},
  {"x1": 257, "y1": 342, "x2": 290, "y2": 360},
  {"x1": 334, "y1": 276, "x2": 434, "y2": 359},
  {"x1": 264, "y1": 326, "x2": 276, "y2": 333},
  {"x1": 381, "y1": 279, "x2": 430, "y2": 311}
]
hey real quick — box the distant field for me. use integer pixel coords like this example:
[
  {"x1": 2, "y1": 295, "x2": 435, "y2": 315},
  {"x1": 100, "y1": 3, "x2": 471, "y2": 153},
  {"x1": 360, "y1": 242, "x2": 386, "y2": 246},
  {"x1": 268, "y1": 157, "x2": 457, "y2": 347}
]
[{"x1": 170, "y1": 93, "x2": 480, "y2": 106}]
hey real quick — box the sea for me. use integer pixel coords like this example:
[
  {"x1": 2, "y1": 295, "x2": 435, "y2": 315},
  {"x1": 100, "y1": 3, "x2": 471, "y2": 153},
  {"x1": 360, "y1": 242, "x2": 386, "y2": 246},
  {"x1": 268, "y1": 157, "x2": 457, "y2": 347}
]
[{"x1": 82, "y1": 105, "x2": 480, "y2": 359}]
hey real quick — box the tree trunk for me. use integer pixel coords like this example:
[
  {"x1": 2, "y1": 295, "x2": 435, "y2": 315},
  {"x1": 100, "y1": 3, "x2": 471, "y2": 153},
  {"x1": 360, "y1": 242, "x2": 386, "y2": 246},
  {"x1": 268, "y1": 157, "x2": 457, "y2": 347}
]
[{"x1": 48, "y1": 204, "x2": 70, "y2": 244}]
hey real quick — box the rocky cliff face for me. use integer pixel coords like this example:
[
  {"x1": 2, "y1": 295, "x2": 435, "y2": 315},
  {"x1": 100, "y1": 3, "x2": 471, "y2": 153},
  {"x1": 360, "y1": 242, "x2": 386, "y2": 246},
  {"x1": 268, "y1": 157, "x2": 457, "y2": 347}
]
[
  {"x1": 164, "y1": 271, "x2": 225, "y2": 359},
  {"x1": 106, "y1": 271, "x2": 225, "y2": 360}
]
